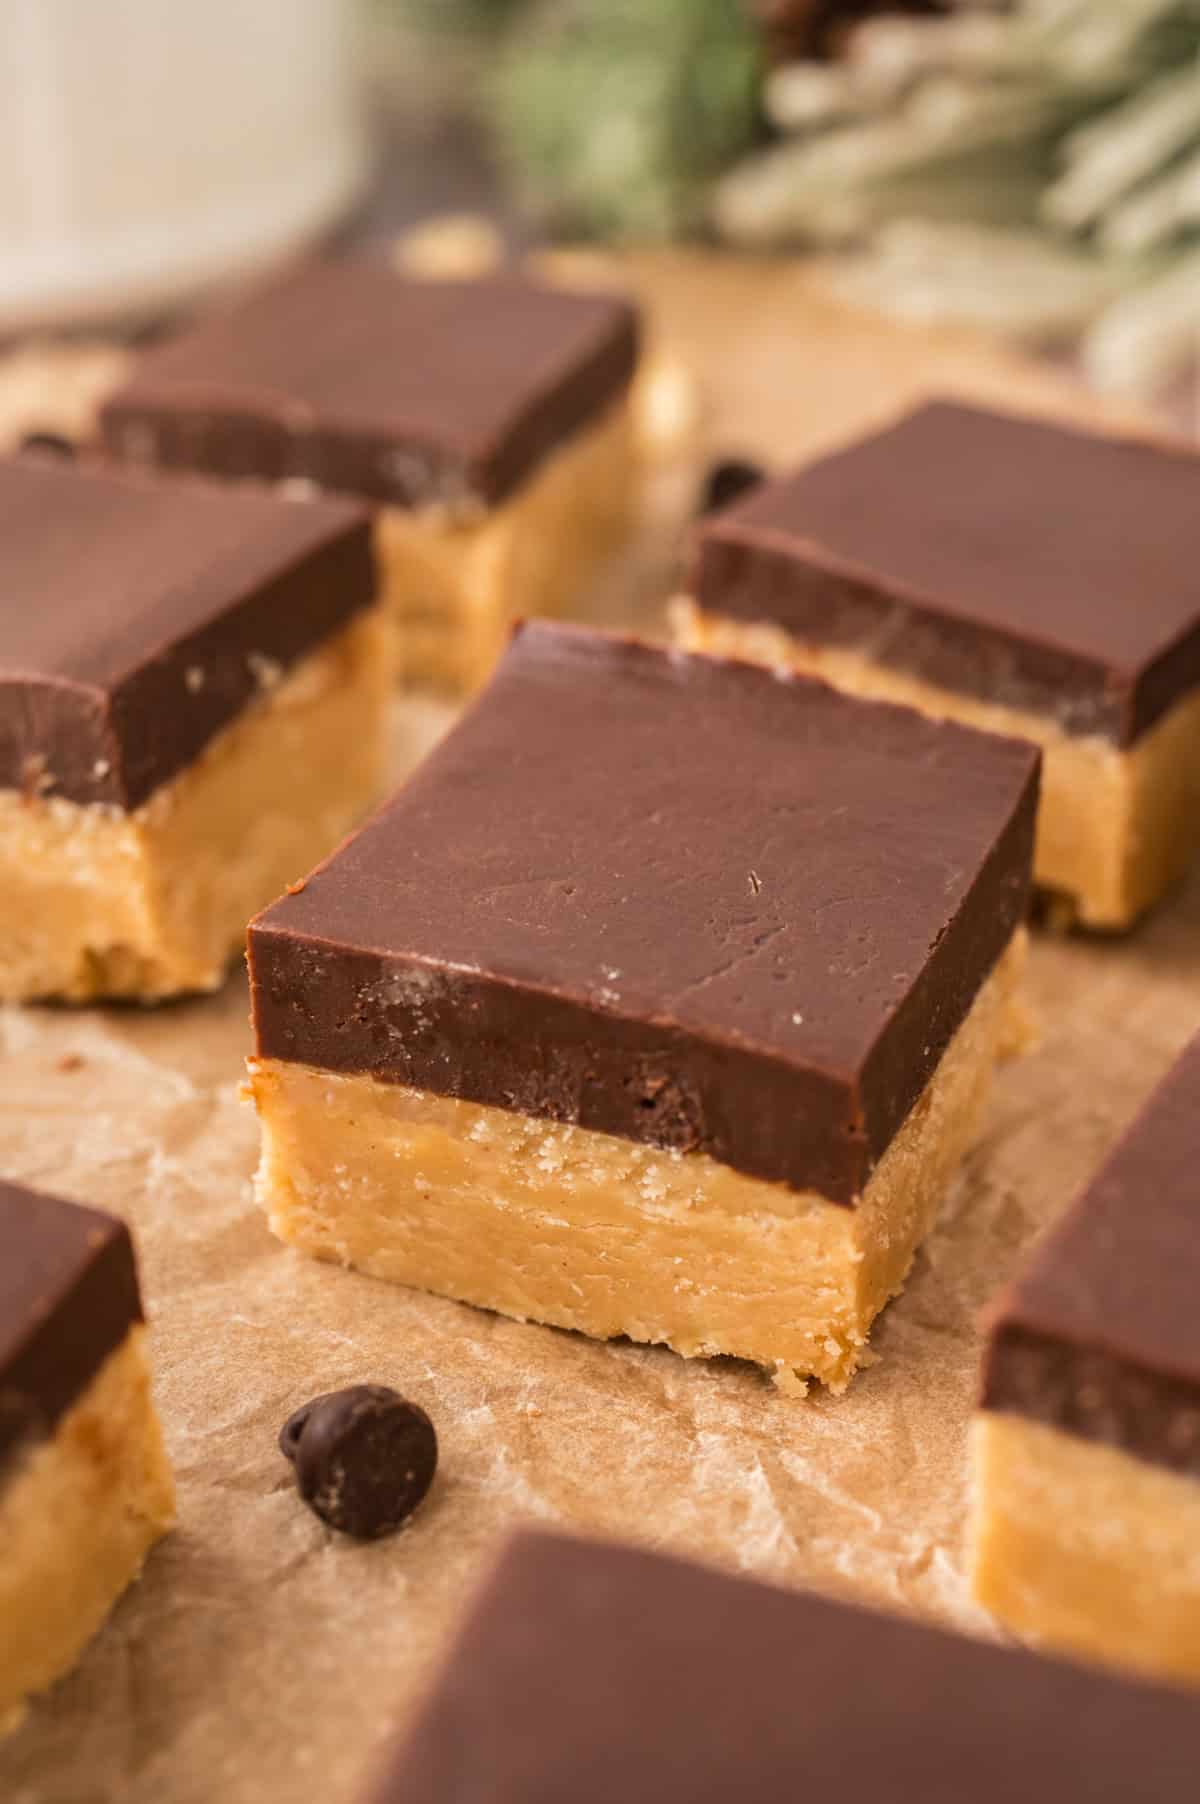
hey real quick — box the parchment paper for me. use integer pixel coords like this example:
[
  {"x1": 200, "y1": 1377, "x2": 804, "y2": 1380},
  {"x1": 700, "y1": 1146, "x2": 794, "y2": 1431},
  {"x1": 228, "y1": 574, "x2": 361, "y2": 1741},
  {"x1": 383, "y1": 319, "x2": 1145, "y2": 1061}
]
[{"x1": 2, "y1": 252, "x2": 1197, "y2": 1804}]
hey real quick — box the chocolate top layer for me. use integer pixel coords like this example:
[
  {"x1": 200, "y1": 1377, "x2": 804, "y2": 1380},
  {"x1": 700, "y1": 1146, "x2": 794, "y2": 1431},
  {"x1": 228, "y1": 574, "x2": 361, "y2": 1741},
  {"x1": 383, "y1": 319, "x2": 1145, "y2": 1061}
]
[
  {"x1": 690, "y1": 400, "x2": 1200, "y2": 746},
  {"x1": 250, "y1": 623, "x2": 1038, "y2": 1202},
  {"x1": 0, "y1": 455, "x2": 373, "y2": 808},
  {"x1": 0, "y1": 1181, "x2": 142, "y2": 1473},
  {"x1": 366, "y1": 1530, "x2": 1200, "y2": 1803},
  {"x1": 99, "y1": 262, "x2": 640, "y2": 511},
  {"x1": 983, "y1": 1031, "x2": 1200, "y2": 1478}
]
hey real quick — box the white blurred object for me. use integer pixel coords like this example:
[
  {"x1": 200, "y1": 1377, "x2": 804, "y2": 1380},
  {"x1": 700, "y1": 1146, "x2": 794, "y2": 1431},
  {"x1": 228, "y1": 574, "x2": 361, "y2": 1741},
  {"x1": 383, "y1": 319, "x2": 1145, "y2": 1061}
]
[{"x1": 0, "y1": 0, "x2": 367, "y2": 331}]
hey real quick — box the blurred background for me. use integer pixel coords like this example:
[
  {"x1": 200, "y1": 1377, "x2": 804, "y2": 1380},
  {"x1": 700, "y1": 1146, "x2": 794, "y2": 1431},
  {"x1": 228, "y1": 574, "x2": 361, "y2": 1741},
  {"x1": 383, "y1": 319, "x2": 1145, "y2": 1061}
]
[{"x1": 1, "y1": 0, "x2": 1197, "y2": 415}]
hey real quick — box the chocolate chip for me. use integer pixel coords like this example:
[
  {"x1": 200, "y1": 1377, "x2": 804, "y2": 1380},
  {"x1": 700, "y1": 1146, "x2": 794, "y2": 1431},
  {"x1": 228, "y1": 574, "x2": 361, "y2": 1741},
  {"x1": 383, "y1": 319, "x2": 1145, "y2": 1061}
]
[
  {"x1": 279, "y1": 1395, "x2": 323, "y2": 1461},
  {"x1": 698, "y1": 457, "x2": 766, "y2": 516},
  {"x1": 279, "y1": 1385, "x2": 437, "y2": 1539},
  {"x1": 18, "y1": 431, "x2": 76, "y2": 460}
]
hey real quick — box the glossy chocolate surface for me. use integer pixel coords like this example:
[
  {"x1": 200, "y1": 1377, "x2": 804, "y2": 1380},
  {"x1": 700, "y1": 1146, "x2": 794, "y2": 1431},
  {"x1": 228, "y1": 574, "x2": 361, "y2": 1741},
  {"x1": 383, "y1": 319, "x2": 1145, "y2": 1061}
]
[
  {"x1": 251, "y1": 623, "x2": 1038, "y2": 1201},
  {"x1": 366, "y1": 1530, "x2": 1200, "y2": 1803},
  {"x1": 0, "y1": 455, "x2": 373, "y2": 808},
  {"x1": 0, "y1": 1181, "x2": 142, "y2": 1472},
  {"x1": 690, "y1": 401, "x2": 1200, "y2": 745},
  {"x1": 100, "y1": 262, "x2": 639, "y2": 510},
  {"x1": 983, "y1": 1031, "x2": 1200, "y2": 1477}
]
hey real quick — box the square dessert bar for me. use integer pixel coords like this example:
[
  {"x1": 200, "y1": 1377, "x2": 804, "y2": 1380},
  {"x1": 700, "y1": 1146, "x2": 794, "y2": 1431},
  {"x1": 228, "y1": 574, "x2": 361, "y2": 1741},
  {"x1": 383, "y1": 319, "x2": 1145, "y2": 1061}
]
[
  {"x1": 247, "y1": 622, "x2": 1039, "y2": 1391},
  {"x1": 362, "y1": 1529, "x2": 1200, "y2": 1803},
  {"x1": 0, "y1": 1182, "x2": 174, "y2": 1732},
  {"x1": 99, "y1": 261, "x2": 641, "y2": 691},
  {"x1": 970, "y1": 1030, "x2": 1200, "y2": 1688},
  {"x1": 0, "y1": 453, "x2": 391, "y2": 1001},
  {"x1": 678, "y1": 399, "x2": 1200, "y2": 928}
]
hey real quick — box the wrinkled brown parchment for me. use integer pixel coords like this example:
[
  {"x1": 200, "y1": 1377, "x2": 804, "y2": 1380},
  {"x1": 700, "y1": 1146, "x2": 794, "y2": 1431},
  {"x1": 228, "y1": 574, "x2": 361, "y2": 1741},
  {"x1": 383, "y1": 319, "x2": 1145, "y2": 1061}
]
[{"x1": 1, "y1": 252, "x2": 1196, "y2": 1804}]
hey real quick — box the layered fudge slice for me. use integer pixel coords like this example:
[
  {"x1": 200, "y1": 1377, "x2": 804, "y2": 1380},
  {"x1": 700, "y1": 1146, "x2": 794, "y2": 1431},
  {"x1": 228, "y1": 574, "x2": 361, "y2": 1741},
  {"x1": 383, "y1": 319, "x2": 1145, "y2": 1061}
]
[
  {"x1": 0, "y1": 1183, "x2": 174, "y2": 1732},
  {"x1": 0, "y1": 453, "x2": 390, "y2": 1001},
  {"x1": 98, "y1": 261, "x2": 641, "y2": 691},
  {"x1": 677, "y1": 400, "x2": 1200, "y2": 928},
  {"x1": 246, "y1": 623, "x2": 1039, "y2": 1392},
  {"x1": 970, "y1": 1032, "x2": 1200, "y2": 1687},
  {"x1": 362, "y1": 1529, "x2": 1199, "y2": 1803}
]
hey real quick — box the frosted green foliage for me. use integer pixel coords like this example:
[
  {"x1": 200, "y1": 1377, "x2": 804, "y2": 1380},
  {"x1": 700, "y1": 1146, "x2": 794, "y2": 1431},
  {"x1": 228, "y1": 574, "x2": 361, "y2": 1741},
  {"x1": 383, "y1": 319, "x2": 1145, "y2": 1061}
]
[
  {"x1": 716, "y1": 0, "x2": 1200, "y2": 394},
  {"x1": 388, "y1": 0, "x2": 528, "y2": 36},
  {"x1": 490, "y1": 0, "x2": 763, "y2": 238}
]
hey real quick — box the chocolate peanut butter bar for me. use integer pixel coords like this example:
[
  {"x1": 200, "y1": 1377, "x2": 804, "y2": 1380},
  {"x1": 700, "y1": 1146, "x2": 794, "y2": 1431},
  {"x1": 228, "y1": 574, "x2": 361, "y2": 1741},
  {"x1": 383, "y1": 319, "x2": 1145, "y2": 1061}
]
[
  {"x1": 0, "y1": 453, "x2": 391, "y2": 1001},
  {"x1": 246, "y1": 623, "x2": 1038, "y2": 1391},
  {"x1": 677, "y1": 400, "x2": 1200, "y2": 928},
  {"x1": 362, "y1": 1530, "x2": 1200, "y2": 1803},
  {"x1": 99, "y1": 261, "x2": 641, "y2": 691},
  {"x1": 970, "y1": 1031, "x2": 1200, "y2": 1687},
  {"x1": 0, "y1": 1182, "x2": 174, "y2": 1732}
]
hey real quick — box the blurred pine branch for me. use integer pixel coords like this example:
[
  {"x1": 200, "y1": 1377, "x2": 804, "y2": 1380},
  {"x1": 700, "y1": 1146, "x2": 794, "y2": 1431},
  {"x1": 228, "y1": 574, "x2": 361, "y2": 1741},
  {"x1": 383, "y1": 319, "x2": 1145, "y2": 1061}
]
[
  {"x1": 715, "y1": 0, "x2": 1200, "y2": 394},
  {"x1": 379, "y1": 0, "x2": 527, "y2": 35},
  {"x1": 488, "y1": 0, "x2": 764, "y2": 238},
  {"x1": 377, "y1": 0, "x2": 764, "y2": 238}
]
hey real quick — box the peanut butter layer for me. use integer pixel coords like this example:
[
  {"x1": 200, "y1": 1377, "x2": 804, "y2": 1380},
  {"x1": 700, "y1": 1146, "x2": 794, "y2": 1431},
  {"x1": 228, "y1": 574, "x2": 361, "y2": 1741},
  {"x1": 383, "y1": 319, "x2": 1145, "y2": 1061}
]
[
  {"x1": 0, "y1": 1327, "x2": 174, "y2": 1734},
  {"x1": 375, "y1": 398, "x2": 634, "y2": 691},
  {"x1": 970, "y1": 1031, "x2": 1200, "y2": 1681},
  {"x1": 969, "y1": 1413, "x2": 1200, "y2": 1689},
  {"x1": 0, "y1": 1182, "x2": 173, "y2": 1731},
  {"x1": 676, "y1": 602, "x2": 1200, "y2": 929},
  {"x1": 247, "y1": 932, "x2": 1026, "y2": 1392}
]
